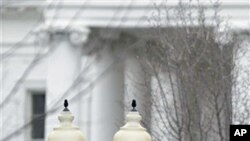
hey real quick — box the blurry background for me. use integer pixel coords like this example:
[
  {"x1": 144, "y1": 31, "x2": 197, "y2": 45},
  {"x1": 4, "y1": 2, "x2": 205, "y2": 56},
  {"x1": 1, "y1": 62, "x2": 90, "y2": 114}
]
[{"x1": 1, "y1": 0, "x2": 250, "y2": 141}]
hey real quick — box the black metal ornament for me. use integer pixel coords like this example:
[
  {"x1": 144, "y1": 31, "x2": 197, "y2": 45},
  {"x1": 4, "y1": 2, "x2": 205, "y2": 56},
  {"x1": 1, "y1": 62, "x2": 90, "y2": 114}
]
[
  {"x1": 131, "y1": 99, "x2": 137, "y2": 112},
  {"x1": 63, "y1": 99, "x2": 69, "y2": 111}
]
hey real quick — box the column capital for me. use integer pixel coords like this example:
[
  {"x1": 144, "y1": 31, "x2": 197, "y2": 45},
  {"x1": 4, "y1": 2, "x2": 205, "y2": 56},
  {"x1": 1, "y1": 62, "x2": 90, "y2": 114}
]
[
  {"x1": 33, "y1": 24, "x2": 90, "y2": 46},
  {"x1": 233, "y1": 29, "x2": 250, "y2": 41}
]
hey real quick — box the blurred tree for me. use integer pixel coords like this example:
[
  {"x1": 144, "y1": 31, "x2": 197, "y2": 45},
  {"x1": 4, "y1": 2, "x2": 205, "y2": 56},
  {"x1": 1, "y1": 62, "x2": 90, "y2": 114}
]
[{"x1": 130, "y1": 1, "x2": 250, "y2": 141}]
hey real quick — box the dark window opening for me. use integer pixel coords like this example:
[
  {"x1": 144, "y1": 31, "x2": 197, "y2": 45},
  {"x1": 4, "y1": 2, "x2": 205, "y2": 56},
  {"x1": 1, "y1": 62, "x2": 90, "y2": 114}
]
[{"x1": 31, "y1": 93, "x2": 46, "y2": 139}]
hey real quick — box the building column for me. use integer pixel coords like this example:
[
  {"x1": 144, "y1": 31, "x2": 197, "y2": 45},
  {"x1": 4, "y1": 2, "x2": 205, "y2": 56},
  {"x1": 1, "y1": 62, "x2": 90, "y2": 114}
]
[
  {"x1": 35, "y1": 25, "x2": 89, "y2": 137},
  {"x1": 233, "y1": 31, "x2": 250, "y2": 123},
  {"x1": 124, "y1": 54, "x2": 152, "y2": 130},
  {"x1": 91, "y1": 48, "x2": 124, "y2": 141}
]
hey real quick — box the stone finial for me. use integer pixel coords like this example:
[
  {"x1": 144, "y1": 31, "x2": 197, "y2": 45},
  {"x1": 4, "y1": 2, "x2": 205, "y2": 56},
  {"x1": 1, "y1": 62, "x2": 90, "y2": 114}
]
[
  {"x1": 113, "y1": 100, "x2": 152, "y2": 141},
  {"x1": 47, "y1": 100, "x2": 85, "y2": 141}
]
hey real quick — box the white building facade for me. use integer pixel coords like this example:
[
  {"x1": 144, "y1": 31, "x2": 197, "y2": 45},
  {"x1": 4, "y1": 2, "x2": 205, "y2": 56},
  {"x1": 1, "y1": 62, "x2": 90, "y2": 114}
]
[{"x1": 1, "y1": 1, "x2": 249, "y2": 141}]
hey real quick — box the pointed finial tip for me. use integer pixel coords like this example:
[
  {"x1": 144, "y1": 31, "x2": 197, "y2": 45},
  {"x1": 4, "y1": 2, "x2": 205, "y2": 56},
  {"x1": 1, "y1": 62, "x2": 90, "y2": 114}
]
[
  {"x1": 131, "y1": 99, "x2": 137, "y2": 111},
  {"x1": 63, "y1": 99, "x2": 69, "y2": 111},
  {"x1": 64, "y1": 99, "x2": 68, "y2": 108}
]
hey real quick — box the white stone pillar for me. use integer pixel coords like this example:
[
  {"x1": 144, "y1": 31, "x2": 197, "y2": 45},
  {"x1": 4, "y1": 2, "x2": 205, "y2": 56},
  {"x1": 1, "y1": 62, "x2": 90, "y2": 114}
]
[
  {"x1": 79, "y1": 55, "x2": 96, "y2": 141},
  {"x1": 233, "y1": 32, "x2": 250, "y2": 124},
  {"x1": 35, "y1": 25, "x2": 89, "y2": 138},
  {"x1": 124, "y1": 54, "x2": 152, "y2": 130},
  {"x1": 91, "y1": 48, "x2": 124, "y2": 141}
]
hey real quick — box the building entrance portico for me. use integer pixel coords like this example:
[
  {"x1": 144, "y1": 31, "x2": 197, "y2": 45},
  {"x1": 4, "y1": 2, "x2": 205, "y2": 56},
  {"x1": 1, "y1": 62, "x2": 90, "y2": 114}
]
[
  {"x1": 1, "y1": 1, "x2": 249, "y2": 141},
  {"x1": 33, "y1": 23, "x2": 154, "y2": 141}
]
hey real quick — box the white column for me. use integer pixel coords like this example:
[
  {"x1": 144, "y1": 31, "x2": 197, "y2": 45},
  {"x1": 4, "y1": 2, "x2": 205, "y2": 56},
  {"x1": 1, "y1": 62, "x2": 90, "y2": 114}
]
[
  {"x1": 233, "y1": 32, "x2": 250, "y2": 124},
  {"x1": 91, "y1": 48, "x2": 124, "y2": 141},
  {"x1": 125, "y1": 54, "x2": 151, "y2": 130},
  {"x1": 35, "y1": 25, "x2": 89, "y2": 137},
  {"x1": 79, "y1": 55, "x2": 96, "y2": 141}
]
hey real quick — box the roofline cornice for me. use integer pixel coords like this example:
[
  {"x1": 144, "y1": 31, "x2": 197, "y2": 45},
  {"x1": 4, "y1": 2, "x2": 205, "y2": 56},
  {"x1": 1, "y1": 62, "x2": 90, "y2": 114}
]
[{"x1": 1, "y1": 0, "x2": 249, "y2": 9}]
